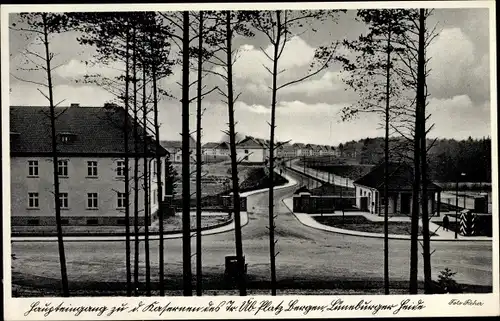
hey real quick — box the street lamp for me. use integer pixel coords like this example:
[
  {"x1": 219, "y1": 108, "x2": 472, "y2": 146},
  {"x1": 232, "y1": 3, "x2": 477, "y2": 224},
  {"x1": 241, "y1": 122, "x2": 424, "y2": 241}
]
[{"x1": 455, "y1": 172, "x2": 466, "y2": 239}]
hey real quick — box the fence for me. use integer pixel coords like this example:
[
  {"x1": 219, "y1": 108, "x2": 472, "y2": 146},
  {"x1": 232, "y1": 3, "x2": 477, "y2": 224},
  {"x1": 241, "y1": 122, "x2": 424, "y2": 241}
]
[
  {"x1": 168, "y1": 194, "x2": 247, "y2": 212},
  {"x1": 293, "y1": 193, "x2": 356, "y2": 214}
]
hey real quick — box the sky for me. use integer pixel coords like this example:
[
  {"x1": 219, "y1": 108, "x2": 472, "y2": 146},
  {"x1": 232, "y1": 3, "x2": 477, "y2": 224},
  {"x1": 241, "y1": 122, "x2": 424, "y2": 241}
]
[{"x1": 8, "y1": 6, "x2": 493, "y2": 146}]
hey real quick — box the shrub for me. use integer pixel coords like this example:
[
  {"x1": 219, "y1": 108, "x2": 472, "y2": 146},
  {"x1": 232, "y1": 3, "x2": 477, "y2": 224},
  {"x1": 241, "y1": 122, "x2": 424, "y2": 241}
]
[{"x1": 436, "y1": 268, "x2": 462, "y2": 293}]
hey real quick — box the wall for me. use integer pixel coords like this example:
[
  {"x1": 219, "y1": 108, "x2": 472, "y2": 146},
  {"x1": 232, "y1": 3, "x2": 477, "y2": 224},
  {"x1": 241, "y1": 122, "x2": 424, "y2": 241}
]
[
  {"x1": 355, "y1": 185, "x2": 377, "y2": 211},
  {"x1": 11, "y1": 156, "x2": 163, "y2": 225},
  {"x1": 236, "y1": 148, "x2": 265, "y2": 163}
]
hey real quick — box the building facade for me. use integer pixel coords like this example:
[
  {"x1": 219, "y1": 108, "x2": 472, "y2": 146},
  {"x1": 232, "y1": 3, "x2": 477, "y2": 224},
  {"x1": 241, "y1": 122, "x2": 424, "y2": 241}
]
[
  {"x1": 235, "y1": 137, "x2": 266, "y2": 163},
  {"x1": 10, "y1": 105, "x2": 167, "y2": 226}
]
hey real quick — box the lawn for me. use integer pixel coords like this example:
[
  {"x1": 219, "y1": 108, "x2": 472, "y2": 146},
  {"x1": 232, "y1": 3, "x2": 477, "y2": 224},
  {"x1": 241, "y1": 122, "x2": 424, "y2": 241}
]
[{"x1": 314, "y1": 215, "x2": 436, "y2": 236}]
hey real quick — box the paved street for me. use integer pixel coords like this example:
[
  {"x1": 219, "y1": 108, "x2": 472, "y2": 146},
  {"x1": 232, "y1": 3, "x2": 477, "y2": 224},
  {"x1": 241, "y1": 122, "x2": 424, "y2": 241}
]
[{"x1": 11, "y1": 170, "x2": 492, "y2": 293}]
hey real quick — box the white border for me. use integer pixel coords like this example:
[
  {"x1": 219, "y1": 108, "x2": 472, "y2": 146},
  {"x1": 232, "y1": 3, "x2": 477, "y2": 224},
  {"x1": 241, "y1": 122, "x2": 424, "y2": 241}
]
[{"x1": 2, "y1": 1, "x2": 499, "y2": 320}]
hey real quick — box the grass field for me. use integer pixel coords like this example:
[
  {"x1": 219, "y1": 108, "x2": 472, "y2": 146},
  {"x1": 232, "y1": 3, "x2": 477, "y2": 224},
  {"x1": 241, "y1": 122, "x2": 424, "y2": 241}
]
[{"x1": 314, "y1": 215, "x2": 436, "y2": 236}]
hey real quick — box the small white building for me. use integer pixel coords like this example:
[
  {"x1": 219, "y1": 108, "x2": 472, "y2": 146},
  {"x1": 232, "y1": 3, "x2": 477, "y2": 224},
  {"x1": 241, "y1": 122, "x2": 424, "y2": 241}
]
[
  {"x1": 353, "y1": 162, "x2": 442, "y2": 216},
  {"x1": 235, "y1": 137, "x2": 266, "y2": 163},
  {"x1": 161, "y1": 136, "x2": 196, "y2": 163}
]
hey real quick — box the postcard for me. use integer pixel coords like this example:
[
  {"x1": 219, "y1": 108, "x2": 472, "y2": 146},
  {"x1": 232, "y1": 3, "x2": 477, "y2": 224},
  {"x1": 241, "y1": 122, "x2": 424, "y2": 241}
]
[{"x1": 2, "y1": 1, "x2": 498, "y2": 319}]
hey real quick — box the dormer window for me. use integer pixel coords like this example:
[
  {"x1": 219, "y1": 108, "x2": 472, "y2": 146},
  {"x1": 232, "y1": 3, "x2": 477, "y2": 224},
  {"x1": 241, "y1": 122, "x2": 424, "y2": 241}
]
[
  {"x1": 10, "y1": 132, "x2": 20, "y2": 144},
  {"x1": 59, "y1": 132, "x2": 76, "y2": 144}
]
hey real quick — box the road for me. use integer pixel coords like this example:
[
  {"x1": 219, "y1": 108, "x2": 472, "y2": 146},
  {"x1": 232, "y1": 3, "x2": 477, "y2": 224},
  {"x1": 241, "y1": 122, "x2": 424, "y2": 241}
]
[
  {"x1": 287, "y1": 160, "x2": 355, "y2": 188},
  {"x1": 11, "y1": 170, "x2": 492, "y2": 294}
]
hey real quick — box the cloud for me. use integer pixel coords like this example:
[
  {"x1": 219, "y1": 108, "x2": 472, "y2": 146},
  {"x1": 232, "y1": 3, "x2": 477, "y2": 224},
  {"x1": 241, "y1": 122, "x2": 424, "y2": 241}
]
[
  {"x1": 236, "y1": 100, "x2": 347, "y2": 116},
  {"x1": 55, "y1": 59, "x2": 124, "y2": 80},
  {"x1": 224, "y1": 36, "x2": 316, "y2": 81},
  {"x1": 427, "y1": 94, "x2": 491, "y2": 138},
  {"x1": 10, "y1": 83, "x2": 115, "y2": 106},
  {"x1": 427, "y1": 27, "x2": 489, "y2": 101},
  {"x1": 278, "y1": 71, "x2": 345, "y2": 96}
]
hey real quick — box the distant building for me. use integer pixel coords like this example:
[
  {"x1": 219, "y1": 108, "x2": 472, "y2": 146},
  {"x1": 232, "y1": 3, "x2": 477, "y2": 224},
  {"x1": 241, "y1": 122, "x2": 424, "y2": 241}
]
[
  {"x1": 293, "y1": 143, "x2": 306, "y2": 156},
  {"x1": 10, "y1": 104, "x2": 168, "y2": 226},
  {"x1": 202, "y1": 141, "x2": 230, "y2": 161},
  {"x1": 353, "y1": 162, "x2": 442, "y2": 216},
  {"x1": 236, "y1": 137, "x2": 267, "y2": 163},
  {"x1": 161, "y1": 135, "x2": 196, "y2": 163}
]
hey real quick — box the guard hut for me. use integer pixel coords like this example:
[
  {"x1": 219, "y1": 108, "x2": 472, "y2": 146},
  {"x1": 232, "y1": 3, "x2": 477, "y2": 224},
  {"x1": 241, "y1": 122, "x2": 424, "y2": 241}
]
[{"x1": 353, "y1": 162, "x2": 442, "y2": 216}]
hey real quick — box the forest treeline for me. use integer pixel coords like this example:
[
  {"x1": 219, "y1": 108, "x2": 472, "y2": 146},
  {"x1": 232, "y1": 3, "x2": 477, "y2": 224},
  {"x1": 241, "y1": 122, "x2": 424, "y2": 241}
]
[{"x1": 337, "y1": 136, "x2": 491, "y2": 182}]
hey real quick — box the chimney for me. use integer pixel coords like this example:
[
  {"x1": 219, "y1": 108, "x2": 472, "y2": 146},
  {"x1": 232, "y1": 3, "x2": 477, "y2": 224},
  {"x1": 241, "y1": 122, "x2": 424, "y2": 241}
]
[{"x1": 70, "y1": 103, "x2": 80, "y2": 108}]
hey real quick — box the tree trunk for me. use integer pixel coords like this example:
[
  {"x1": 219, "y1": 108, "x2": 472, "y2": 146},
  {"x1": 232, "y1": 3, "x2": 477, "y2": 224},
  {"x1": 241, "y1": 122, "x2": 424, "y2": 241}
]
[
  {"x1": 42, "y1": 14, "x2": 69, "y2": 297},
  {"x1": 268, "y1": 10, "x2": 281, "y2": 296},
  {"x1": 141, "y1": 40, "x2": 151, "y2": 296},
  {"x1": 195, "y1": 10, "x2": 204, "y2": 297},
  {"x1": 226, "y1": 10, "x2": 246, "y2": 296},
  {"x1": 417, "y1": 9, "x2": 432, "y2": 294},
  {"x1": 409, "y1": 16, "x2": 422, "y2": 294},
  {"x1": 151, "y1": 22, "x2": 165, "y2": 296},
  {"x1": 182, "y1": 11, "x2": 193, "y2": 296},
  {"x1": 383, "y1": 27, "x2": 391, "y2": 296},
  {"x1": 123, "y1": 22, "x2": 132, "y2": 297},
  {"x1": 132, "y1": 27, "x2": 140, "y2": 297}
]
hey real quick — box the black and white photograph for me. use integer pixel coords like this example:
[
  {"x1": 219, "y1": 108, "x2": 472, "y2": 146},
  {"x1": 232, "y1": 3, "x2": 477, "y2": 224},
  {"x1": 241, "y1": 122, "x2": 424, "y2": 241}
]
[{"x1": 2, "y1": 1, "x2": 499, "y2": 319}]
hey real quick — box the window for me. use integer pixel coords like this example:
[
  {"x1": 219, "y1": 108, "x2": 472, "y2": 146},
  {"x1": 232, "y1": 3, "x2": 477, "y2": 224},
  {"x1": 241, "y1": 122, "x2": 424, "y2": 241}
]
[
  {"x1": 59, "y1": 192, "x2": 69, "y2": 209},
  {"x1": 87, "y1": 193, "x2": 98, "y2": 209},
  {"x1": 116, "y1": 160, "x2": 125, "y2": 176},
  {"x1": 61, "y1": 219, "x2": 69, "y2": 225},
  {"x1": 152, "y1": 190, "x2": 157, "y2": 205},
  {"x1": 28, "y1": 160, "x2": 39, "y2": 177},
  {"x1": 117, "y1": 192, "x2": 126, "y2": 209},
  {"x1": 28, "y1": 192, "x2": 39, "y2": 209},
  {"x1": 244, "y1": 149, "x2": 249, "y2": 154},
  {"x1": 117, "y1": 219, "x2": 126, "y2": 225},
  {"x1": 58, "y1": 160, "x2": 68, "y2": 176},
  {"x1": 87, "y1": 161, "x2": 98, "y2": 177}
]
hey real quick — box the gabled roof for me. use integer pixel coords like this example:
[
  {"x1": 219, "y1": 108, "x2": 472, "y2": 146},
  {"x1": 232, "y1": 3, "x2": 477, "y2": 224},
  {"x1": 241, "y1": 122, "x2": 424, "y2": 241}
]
[
  {"x1": 202, "y1": 142, "x2": 220, "y2": 149},
  {"x1": 237, "y1": 137, "x2": 265, "y2": 149},
  {"x1": 161, "y1": 135, "x2": 196, "y2": 150},
  {"x1": 354, "y1": 162, "x2": 441, "y2": 191},
  {"x1": 293, "y1": 143, "x2": 305, "y2": 148},
  {"x1": 10, "y1": 105, "x2": 167, "y2": 156},
  {"x1": 202, "y1": 141, "x2": 229, "y2": 149}
]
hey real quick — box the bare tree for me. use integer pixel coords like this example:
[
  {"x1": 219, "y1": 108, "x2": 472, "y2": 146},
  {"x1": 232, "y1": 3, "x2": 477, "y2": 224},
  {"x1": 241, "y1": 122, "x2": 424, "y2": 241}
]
[
  {"x1": 11, "y1": 12, "x2": 71, "y2": 296},
  {"x1": 337, "y1": 9, "x2": 415, "y2": 295},
  {"x1": 250, "y1": 9, "x2": 344, "y2": 295}
]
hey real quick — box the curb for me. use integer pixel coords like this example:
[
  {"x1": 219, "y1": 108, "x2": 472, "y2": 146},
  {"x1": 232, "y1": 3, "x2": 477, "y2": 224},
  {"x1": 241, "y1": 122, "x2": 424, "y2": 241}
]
[
  {"x1": 11, "y1": 217, "x2": 235, "y2": 238},
  {"x1": 281, "y1": 198, "x2": 492, "y2": 242}
]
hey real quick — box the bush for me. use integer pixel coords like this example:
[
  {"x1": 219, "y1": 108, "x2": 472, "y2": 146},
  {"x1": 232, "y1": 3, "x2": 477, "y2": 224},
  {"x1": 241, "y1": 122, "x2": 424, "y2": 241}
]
[{"x1": 436, "y1": 268, "x2": 462, "y2": 293}]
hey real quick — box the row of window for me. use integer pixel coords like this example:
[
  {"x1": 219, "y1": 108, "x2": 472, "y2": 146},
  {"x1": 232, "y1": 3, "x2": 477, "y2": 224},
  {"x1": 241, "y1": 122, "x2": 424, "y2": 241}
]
[
  {"x1": 27, "y1": 191, "x2": 156, "y2": 210},
  {"x1": 27, "y1": 160, "x2": 156, "y2": 178}
]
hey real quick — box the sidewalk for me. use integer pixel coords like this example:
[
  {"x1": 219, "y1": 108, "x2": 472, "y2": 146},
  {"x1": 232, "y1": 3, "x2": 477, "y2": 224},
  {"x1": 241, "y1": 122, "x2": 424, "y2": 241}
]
[{"x1": 282, "y1": 197, "x2": 491, "y2": 242}]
